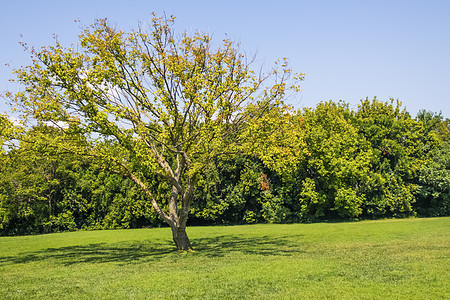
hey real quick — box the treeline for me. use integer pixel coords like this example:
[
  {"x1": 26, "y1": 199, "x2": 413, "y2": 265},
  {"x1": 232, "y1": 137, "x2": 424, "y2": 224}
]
[{"x1": 1, "y1": 98, "x2": 449, "y2": 235}]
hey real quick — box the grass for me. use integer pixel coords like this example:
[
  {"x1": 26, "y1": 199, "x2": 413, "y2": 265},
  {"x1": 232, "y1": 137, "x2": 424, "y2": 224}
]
[{"x1": 0, "y1": 217, "x2": 449, "y2": 299}]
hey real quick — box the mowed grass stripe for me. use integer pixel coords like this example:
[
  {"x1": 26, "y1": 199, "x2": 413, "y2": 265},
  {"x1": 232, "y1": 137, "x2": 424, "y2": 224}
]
[{"x1": 1, "y1": 217, "x2": 449, "y2": 299}]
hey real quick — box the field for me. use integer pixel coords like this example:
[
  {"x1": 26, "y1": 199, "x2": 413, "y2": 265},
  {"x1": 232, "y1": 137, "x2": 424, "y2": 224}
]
[{"x1": 1, "y1": 217, "x2": 449, "y2": 299}]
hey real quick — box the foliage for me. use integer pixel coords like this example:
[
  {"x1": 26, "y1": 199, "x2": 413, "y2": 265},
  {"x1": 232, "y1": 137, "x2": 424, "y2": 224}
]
[
  {"x1": 290, "y1": 101, "x2": 372, "y2": 220},
  {"x1": 0, "y1": 125, "x2": 162, "y2": 235},
  {"x1": 354, "y1": 98, "x2": 426, "y2": 217},
  {"x1": 416, "y1": 141, "x2": 450, "y2": 216},
  {"x1": 2, "y1": 96, "x2": 450, "y2": 235},
  {"x1": 190, "y1": 155, "x2": 291, "y2": 225}
]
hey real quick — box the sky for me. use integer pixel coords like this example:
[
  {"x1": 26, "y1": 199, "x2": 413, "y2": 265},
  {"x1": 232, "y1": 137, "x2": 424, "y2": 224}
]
[{"x1": 1, "y1": 0, "x2": 449, "y2": 117}]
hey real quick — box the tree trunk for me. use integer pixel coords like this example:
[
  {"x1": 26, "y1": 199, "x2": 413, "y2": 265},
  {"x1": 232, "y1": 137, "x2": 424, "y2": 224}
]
[{"x1": 171, "y1": 226, "x2": 192, "y2": 251}]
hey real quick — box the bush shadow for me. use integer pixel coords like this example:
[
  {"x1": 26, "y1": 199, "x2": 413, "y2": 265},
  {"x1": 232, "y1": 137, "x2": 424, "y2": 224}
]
[{"x1": 0, "y1": 234, "x2": 304, "y2": 266}]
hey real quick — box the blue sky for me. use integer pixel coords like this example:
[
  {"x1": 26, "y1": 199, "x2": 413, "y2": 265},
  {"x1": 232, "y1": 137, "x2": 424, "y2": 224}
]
[{"x1": 1, "y1": 0, "x2": 449, "y2": 117}]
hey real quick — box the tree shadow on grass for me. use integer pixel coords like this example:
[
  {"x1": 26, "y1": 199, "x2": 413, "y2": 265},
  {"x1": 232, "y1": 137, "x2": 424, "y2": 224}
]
[
  {"x1": 191, "y1": 234, "x2": 305, "y2": 258},
  {"x1": 0, "y1": 240, "x2": 174, "y2": 266},
  {"x1": 0, "y1": 234, "x2": 304, "y2": 266}
]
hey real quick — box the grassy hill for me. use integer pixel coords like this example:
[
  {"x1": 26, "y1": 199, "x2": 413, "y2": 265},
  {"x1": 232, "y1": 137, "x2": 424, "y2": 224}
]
[{"x1": 1, "y1": 217, "x2": 449, "y2": 299}]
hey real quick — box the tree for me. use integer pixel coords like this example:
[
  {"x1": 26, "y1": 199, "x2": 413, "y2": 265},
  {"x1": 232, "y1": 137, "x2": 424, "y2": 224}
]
[
  {"x1": 354, "y1": 98, "x2": 425, "y2": 217},
  {"x1": 416, "y1": 141, "x2": 450, "y2": 216},
  {"x1": 414, "y1": 111, "x2": 450, "y2": 216},
  {"x1": 6, "y1": 15, "x2": 303, "y2": 250},
  {"x1": 293, "y1": 101, "x2": 372, "y2": 220},
  {"x1": 0, "y1": 125, "x2": 76, "y2": 234},
  {"x1": 0, "y1": 122, "x2": 163, "y2": 235}
]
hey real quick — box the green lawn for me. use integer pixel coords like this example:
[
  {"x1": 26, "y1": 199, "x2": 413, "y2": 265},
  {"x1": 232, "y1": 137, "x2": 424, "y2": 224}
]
[{"x1": 1, "y1": 218, "x2": 449, "y2": 299}]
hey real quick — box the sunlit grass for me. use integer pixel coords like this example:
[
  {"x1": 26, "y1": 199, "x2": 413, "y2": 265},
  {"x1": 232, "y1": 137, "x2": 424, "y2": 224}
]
[{"x1": 1, "y1": 217, "x2": 449, "y2": 299}]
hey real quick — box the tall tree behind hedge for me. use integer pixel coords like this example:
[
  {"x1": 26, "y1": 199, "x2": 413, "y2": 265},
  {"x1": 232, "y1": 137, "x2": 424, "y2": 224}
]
[
  {"x1": 354, "y1": 98, "x2": 427, "y2": 217},
  {"x1": 282, "y1": 101, "x2": 373, "y2": 221}
]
